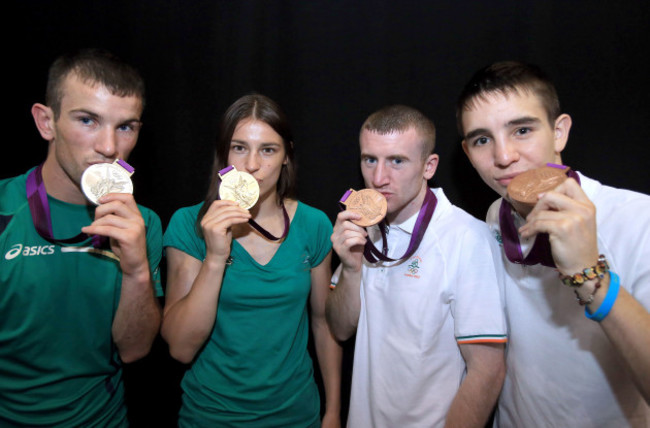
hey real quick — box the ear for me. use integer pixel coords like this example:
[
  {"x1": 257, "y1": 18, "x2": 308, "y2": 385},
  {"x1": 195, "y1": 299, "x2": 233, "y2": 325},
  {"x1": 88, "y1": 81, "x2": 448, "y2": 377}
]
[
  {"x1": 461, "y1": 139, "x2": 470, "y2": 158},
  {"x1": 460, "y1": 139, "x2": 480, "y2": 170},
  {"x1": 31, "y1": 103, "x2": 56, "y2": 141},
  {"x1": 553, "y1": 113, "x2": 572, "y2": 154},
  {"x1": 283, "y1": 141, "x2": 293, "y2": 165},
  {"x1": 423, "y1": 153, "x2": 439, "y2": 180}
]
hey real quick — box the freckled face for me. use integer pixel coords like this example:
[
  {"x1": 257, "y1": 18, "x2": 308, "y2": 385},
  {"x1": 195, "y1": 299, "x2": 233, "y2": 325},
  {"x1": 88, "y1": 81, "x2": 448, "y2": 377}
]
[
  {"x1": 228, "y1": 119, "x2": 287, "y2": 200},
  {"x1": 461, "y1": 91, "x2": 567, "y2": 199},
  {"x1": 360, "y1": 127, "x2": 437, "y2": 224}
]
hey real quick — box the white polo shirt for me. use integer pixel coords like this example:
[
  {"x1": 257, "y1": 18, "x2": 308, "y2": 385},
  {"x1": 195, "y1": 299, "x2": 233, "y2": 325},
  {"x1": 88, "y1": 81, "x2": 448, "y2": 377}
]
[
  {"x1": 487, "y1": 173, "x2": 650, "y2": 428},
  {"x1": 333, "y1": 188, "x2": 507, "y2": 427}
]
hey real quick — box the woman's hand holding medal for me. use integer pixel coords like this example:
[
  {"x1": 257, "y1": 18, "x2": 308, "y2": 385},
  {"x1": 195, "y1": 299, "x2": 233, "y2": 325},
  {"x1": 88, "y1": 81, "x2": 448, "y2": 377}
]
[
  {"x1": 201, "y1": 166, "x2": 259, "y2": 264},
  {"x1": 201, "y1": 200, "x2": 251, "y2": 265}
]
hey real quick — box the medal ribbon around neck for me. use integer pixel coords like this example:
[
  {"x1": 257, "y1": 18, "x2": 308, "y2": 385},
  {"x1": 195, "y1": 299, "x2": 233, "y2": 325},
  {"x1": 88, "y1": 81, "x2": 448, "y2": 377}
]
[
  {"x1": 217, "y1": 165, "x2": 289, "y2": 241},
  {"x1": 26, "y1": 164, "x2": 106, "y2": 248},
  {"x1": 499, "y1": 163, "x2": 580, "y2": 267},
  {"x1": 248, "y1": 207, "x2": 290, "y2": 241},
  {"x1": 339, "y1": 188, "x2": 437, "y2": 263}
]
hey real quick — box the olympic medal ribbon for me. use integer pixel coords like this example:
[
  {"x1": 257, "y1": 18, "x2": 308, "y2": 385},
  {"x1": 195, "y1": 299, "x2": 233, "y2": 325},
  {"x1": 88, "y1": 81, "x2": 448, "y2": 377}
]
[
  {"x1": 499, "y1": 164, "x2": 580, "y2": 267},
  {"x1": 26, "y1": 164, "x2": 106, "y2": 248},
  {"x1": 217, "y1": 165, "x2": 289, "y2": 241},
  {"x1": 339, "y1": 188, "x2": 437, "y2": 264}
]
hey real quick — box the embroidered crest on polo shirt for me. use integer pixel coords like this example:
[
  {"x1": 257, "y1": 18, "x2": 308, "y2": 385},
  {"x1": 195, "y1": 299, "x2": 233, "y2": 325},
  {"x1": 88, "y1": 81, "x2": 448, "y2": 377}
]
[
  {"x1": 404, "y1": 255, "x2": 422, "y2": 278},
  {"x1": 494, "y1": 230, "x2": 503, "y2": 246}
]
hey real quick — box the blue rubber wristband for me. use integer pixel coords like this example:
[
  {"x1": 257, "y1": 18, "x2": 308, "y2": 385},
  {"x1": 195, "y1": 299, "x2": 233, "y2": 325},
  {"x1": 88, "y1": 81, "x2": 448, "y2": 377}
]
[{"x1": 585, "y1": 271, "x2": 620, "y2": 322}]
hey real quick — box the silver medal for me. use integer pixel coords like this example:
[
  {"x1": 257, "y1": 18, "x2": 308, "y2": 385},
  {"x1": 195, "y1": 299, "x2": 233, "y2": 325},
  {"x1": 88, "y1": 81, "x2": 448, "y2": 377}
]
[{"x1": 81, "y1": 159, "x2": 134, "y2": 205}]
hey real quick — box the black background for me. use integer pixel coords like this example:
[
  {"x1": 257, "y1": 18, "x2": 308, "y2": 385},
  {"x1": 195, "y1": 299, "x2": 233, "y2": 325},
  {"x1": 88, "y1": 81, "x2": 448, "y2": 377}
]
[{"x1": 7, "y1": 1, "x2": 650, "y2": 426}]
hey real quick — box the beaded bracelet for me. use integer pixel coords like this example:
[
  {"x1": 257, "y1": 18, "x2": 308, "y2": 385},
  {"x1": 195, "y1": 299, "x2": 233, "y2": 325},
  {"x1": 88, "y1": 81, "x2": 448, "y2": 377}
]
[
  {"x1": 574, "y1": 276, "x2": 602, "y2": 305},
  {"x1": 585, "y1": 271, "x2": 620, "y2": 322},
  {"x1": 560, "y1": 255, "x2": 609, "y2": 287}
]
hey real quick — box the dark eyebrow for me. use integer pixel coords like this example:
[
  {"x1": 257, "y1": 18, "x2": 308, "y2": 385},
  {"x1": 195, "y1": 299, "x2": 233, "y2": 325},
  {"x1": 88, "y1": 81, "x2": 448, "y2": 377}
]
[
  {"x1": 507, "y1": 116, "x2": 542, "y2": 127},
  {"x1": 231, "y1": 140, "x2": 282, "y2": 147},
  {"x1": 464, "y1": 116, "x2": 543, "y2": 140},
  {"x1": 120, "y1": 118, "x2": 142, "y2": 125},
  {"x1": 464, "y1": 128, "x2": 491, "y2": 141}
]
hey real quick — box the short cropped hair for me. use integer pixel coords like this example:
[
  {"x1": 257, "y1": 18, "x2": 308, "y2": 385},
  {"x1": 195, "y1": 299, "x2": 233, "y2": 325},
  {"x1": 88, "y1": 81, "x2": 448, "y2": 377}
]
[
  {"x1": 362, "y1": 105, "x2": 436, "y2": 157},
  {"x1": 46, "y1": 48, "x2": 145, "y2": 119},
  {"x1": 456, "y1": 61, "x2": 560, "y2": 135}
]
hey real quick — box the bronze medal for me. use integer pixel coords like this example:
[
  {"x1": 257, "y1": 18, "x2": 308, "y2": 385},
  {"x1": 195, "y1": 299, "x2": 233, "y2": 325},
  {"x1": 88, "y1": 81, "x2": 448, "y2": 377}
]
[
  {"x1": 507, "y1": 165, "x2": 570, "y2": 211},
  {"x1": 342, "y1": 188, "x2": 387, "y2": 227}
]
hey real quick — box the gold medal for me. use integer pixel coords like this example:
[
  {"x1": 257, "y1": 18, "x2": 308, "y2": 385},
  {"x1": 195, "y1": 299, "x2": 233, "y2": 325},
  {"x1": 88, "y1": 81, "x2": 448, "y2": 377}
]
[
  {"x1": 81, "y1": 159, "x2": 134, "y2": 205},
  {"x1": 218, "y1": 165, "x2": 260, "y2": 210},
  {"x1": 340, "y1": 188, "x2": 387, "y2": 227}
]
